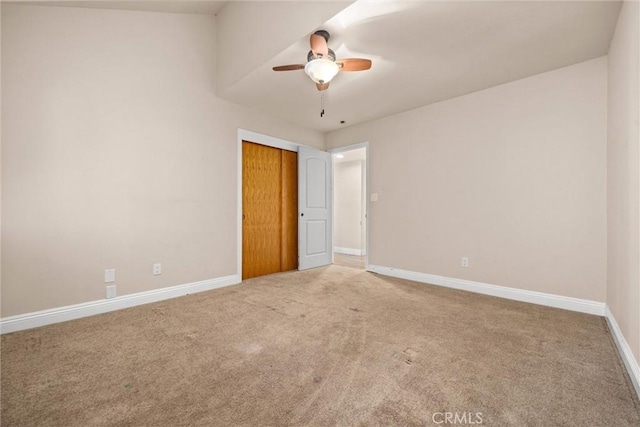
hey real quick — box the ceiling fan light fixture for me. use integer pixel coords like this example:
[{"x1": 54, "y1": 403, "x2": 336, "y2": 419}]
[{"x1": 304, "y1": 58, "x2": 339, "y2": 84}]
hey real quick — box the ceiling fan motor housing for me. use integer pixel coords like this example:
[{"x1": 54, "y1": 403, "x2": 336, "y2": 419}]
[{"x1": 308, "y1": 48, "x2": 336, "y2": 62}]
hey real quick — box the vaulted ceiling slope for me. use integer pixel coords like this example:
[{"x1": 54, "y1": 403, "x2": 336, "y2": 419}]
[
  {"x1": 220, "y1": 1, "x2": 621, "y2": 132},
  {"x1": 215, "y1": 1, "x2": 354, "y2": 94},
  {"x1": 23, "y1": 1, "x2": 621, "y2": 134}
]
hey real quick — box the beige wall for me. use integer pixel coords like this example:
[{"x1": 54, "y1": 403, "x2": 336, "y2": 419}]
[
  {"x1": 607, "y1": 1, "x2": 640, "y2": 364},
  {"x1": 327, "y1": 57, "x2": 608, "y2": 302},
  {"x1": 1, "y1": 4, "x2": 324, "y2": 317},
  {"x1": 334, "y1": 160, "x2": 364, "y2": 252}
]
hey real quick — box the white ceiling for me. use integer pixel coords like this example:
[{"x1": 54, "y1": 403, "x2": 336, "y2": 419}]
[
  {"x1": 21, "y1": 1, "x2": 621, "y2": 134},
  {"x1": 222, "y1": 1, "x2": 621, "y2": 133}
]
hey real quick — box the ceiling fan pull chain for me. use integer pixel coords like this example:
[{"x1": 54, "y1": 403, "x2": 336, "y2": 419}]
[{"x1": 320, "y1": 93, "x2": 325, "y2": 118}]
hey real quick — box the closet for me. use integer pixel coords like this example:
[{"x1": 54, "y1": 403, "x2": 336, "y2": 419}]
[{"x1": 242, "y1": 141, "x2": 298, "y2": 279}]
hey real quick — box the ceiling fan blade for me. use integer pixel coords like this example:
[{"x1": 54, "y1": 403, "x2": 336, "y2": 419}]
[
  {"x1": 316, "y1": 82, "x2": 330, "y2": 91},
  {"x1": 273, "y1": 64, "x2": 305, "y2": 71},
  {"x1": 336, "y1": 58, "x2": 372, "y2": 72},
  {"x1": 310, "y1": 33, "x2": 329, "y2": 59}
]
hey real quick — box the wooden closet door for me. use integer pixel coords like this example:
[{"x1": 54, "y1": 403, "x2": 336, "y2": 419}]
[
  {"x1": 242, "y1": 142, "x2": 282, "y2": 279},
  {"x1": 281, "y1": 150, "x2": 298, "y2": 272}
]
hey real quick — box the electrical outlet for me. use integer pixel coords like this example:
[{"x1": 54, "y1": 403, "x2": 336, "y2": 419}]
[
  {"x1": 104, "y1": 269, "x2": 115, "y2": 283},
  {"x1": 153, "y1": 263, "x2": 162, "y2": 275},
  {"x1": 106, "y1": 285, "x2": 116, "y2": 299},
  {"x1": 461, "y1": 257, "x2": 469, "y2": 268}
]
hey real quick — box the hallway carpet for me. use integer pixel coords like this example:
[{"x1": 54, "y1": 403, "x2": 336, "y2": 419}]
[
  {"x1": 2, "y1": 265, "x2": 639, "y2": 426},
  {"x1": 332, "y1": 253, "x2": 366, "y2": 270}
]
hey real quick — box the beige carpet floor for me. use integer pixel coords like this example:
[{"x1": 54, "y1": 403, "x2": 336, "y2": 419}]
[
  {"x1": 1, "y1": 265, "x2": 639, "y2": 426},
  {"x1": 333, "y1": 253, "x2": 366, "y2": 270}
]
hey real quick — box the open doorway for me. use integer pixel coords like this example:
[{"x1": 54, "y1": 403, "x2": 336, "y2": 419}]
[{"x1": 331, "y1": 145, "x2": 368, "y2": 270}]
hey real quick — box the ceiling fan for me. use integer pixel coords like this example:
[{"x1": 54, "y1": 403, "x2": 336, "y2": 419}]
[{"x1": 273, "y1": 30, "x2": 372, "y2": 91}]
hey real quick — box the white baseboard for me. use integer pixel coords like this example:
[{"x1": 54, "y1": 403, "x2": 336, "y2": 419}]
[
  {"x1": 366, "y1": 265, "x2": 605, "y2": 316},
  {"x1": 605, "y1": 306, "x2": 640, "y2": 399},
  {"x1": 0, "y1": 274, "x2": 241, "y2": 334},
  {"x1": 334, "y1": 247, "x2": 365, "y2": 256}
]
